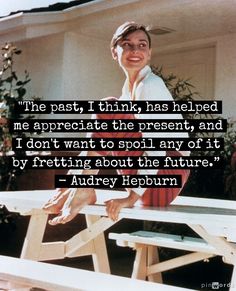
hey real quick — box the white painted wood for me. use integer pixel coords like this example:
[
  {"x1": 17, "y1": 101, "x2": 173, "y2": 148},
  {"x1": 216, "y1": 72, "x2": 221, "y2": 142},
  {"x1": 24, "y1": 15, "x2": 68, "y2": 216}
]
[
  {"x1": 1, "y1": 190, "x2": 236, "y2": 247},
  {"x1": 0, "y1": 256, "x2": 195, "y2": 291},
  {"x1": 173, "y1": 196, "x2": 236, "y2": 209},
  {"x1": 65, "y1": 216, "x2": 115, "y2": 257},
  {"x1": 66, "y1": 241, "x2": 95, "y2": 258},
  {"x1": 0, "y1": 189, "x2": 235, "y2": 290},
  {"x1": 147, "y1": 252, "x2": 215, "y2": 275},
  {"x1": 1, "y1": 189, "x2": 236, "y2": 211},
  {"x1": 131, "y1": 246, "x2": 147, "y2": 280},
  {"x1": 38, "y1": 242, "x2": 65, "y2": 261},
  {"x1": 189, "y1": 224, "x2": 236, "y2": 264},
  {"x1": 85, "y1": 215, "x2": 110, "y2": 273},
  {"x1": 109, "y1": 231, "x2": 218, "y2": 254},
  {"x1": 0, "y1": 190, "x2": 58, "y2": 214},
  {"x1": 20, "y1": 212, "x2": 48, "y2": 260},
  {"x1": 79, "y1": 204, "x2": 236, "y2": 237},
  {"x1": 147, "y1": 245, "x2": 163, "y2": 283},
  {"x1": 110, "y1": 231, "x2": 215, "y2": 282}
]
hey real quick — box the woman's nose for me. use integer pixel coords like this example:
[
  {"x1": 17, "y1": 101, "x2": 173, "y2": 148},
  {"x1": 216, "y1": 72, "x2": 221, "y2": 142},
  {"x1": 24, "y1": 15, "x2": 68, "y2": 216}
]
[
  {"x1": 130, "y1": 45, "x2": 139, "y2": 52},
  {"x1": 131, "y1": 45, "x2": 138, "y2": 51}
]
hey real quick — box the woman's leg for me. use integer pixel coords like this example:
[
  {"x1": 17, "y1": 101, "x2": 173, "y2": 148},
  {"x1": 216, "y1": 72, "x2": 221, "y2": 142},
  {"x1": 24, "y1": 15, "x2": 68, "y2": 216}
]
[
  {"x1": 43, "y1": 151, "x2": 101, "y2": 224},
  {"x1": 141, "y1": 152, "x2": 190, "y2": 207}
]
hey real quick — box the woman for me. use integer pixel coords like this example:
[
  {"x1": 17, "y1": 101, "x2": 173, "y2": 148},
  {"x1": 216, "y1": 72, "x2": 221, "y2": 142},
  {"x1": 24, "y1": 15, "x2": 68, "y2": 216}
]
[{"x1": 43, "y1": 22, "x2": 189, "y2": 224}]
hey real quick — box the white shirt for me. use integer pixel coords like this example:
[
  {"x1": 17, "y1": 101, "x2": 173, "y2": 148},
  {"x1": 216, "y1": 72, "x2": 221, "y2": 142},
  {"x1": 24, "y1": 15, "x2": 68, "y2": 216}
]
[
  {"x1": 120, "y1": 65, "x2": 189, "y2": 195},
  {"x1": 71, "y1": 65, "x2": 189, "y2": 196}
]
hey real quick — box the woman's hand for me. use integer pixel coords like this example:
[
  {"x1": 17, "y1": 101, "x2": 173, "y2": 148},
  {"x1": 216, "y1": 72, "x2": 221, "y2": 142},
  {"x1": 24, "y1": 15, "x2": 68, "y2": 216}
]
[{"x1": 105, "y1": 191, "x2": 140, "y2": 221}]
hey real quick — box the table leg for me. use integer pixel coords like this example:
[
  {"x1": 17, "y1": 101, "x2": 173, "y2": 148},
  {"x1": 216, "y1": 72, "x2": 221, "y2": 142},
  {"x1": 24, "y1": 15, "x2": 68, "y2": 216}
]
[
  {"x1": 132, "y1": 245, "x2": 147, "y2": 280},
  {"x1": 20, "y1": 211, "x2": 48, "y2": 260},
  {"x1": 147, "y1": 246, "x2": 163, "y2": 283},
  {"x1": 86, "y1": 215, "x2": 111, "y2": 274}
]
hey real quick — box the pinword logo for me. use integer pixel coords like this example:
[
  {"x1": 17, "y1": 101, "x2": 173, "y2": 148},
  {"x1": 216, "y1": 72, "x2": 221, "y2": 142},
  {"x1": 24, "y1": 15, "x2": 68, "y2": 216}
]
[
  {"x1": 211, "y1": 282, "x2": 220, "y2": 289},
  {"x1": 201, "y1": 281, "x2": 232, "y2": 289}
]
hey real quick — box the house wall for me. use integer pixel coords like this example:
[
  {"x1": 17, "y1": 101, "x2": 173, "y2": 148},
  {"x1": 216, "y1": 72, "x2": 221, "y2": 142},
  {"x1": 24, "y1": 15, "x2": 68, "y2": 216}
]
[
  {"x1": 15, "y1": 33, "x2": 64, "y2": 101},
  {"x1": 152, "y1": 33, "x2": 236, "y2": 118},
  {"x1": 11, "y1": 30, "x2": 235, "y2": 119},
  {"x1": 13, "y1": 31, "x2": 125, "y2": 106},
  {"x1": 62, "y1": 32, "x2": 124, "y2": 101},
  {"x1": 215, "y1": 33, "x2": 236, "y2": 118},
  {"x1": 152, "y1": 46, "x2": 216, "y2": 100}
]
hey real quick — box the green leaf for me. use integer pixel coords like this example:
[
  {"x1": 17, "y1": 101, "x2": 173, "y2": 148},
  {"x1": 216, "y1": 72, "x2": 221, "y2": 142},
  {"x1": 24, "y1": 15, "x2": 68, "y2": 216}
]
[
  {"x1": 11, "y1": 71, "x2": 18, "y2": 81},
  {"x1": 16, "y1": 87, "x2": 26, "y2": 98}
]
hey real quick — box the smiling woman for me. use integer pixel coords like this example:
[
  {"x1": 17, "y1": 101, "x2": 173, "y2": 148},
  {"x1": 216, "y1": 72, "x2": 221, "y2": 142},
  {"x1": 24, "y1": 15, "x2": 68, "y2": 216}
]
[
  {"x1": 43, "y1": 21, "x2": 190, "y2": 224},
  {"x1": 111, "y1": 23, "x2": 152, "y2": 87}
]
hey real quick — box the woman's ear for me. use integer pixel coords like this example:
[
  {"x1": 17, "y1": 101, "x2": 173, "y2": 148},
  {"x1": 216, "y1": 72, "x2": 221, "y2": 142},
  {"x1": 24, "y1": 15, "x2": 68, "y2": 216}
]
[{"x1": 111, "y1": 47, "x2": 118, "y2": 60}]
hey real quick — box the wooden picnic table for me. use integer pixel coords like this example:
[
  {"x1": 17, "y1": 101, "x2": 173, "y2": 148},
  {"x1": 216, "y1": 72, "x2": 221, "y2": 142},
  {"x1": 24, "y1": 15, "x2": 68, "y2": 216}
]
[{"x1": 0, "y1": 189, "x2": 235, "y2": 290}]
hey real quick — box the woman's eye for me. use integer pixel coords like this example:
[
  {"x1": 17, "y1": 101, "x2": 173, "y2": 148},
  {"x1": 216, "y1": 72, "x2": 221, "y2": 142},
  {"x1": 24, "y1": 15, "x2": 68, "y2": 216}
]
[
  {"x1": 139, "y1": 43, "x2": 147, "y2": 48},
  {"x1": 123, "y1": 43, "x2": 130, "y2": 47}
]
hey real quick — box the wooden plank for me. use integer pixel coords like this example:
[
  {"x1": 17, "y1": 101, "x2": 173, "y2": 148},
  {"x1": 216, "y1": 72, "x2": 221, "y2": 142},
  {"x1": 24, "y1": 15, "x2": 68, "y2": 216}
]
[
  {"x1": 80, "y1": 204, "x2": 236, "y2": 233},
  {"x1": 0, "y1": 189, "x2": 127, "y2": 214},
  {"x1": 1, "y1": 190, "x2": 236, "y2": 241},
  {"x1": 38, "y1": 242, "x2": 65, "y2": 261},
  {"x1": 147, "y1": 245, "x2": 163, "y2": 283},
  {"x1": 85, "y1": 215, "x2": 110, "y2": 273},
  {"x1": 66, "y1": 241, "x2": 95, "y2": 258},
  {"x1": 0, "y1": 189, "x2": 235, "y2": 290},
  {"x1": 1, "y1": 189, "x2": 236, "y2": 212},
  {"x1": 20, "y1": 212, "x2": 48, "y2": 260},
  {"x1": 189, "y1": 224, "x2": 236, "y2": 264},
  {"x1": 110, "y1": 231, "x2": 217, "y2": 281},
  {"x1": 65, "y1": 217, "x2": 115, "y2": 257},
  {"x1": 36, "y1": 240, "x2": 99, "y2": 261},
  {"x1": 147, "y1": 252, "x2": 215, "y2": 275},
  {"x1": 0, "y1": 256, "x2": 196, "y2": 291},
  {"x1": 131, "y1": 246, "x2": 147, "y2": 280},
  {"x1": 203, "y1": 225, "x2": 236, "y2": 242},
  {"x1": 1, "y1": 190, "x2": 236, "y2": 231},
  {"x1": 173, "y1": 196, "x2": 236, "y2": 209},
  {"x1": 109, "y1": 232, "x2": 218, "y2": 254},
  {"x1": 0, "y1": 190, "x2": 58, "y2": 214}
]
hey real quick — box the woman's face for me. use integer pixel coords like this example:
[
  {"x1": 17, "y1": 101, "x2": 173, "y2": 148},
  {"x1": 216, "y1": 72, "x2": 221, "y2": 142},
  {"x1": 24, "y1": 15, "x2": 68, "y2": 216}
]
[{"x1": 112, "y1": 30, "x2": 151, "y2": 74}]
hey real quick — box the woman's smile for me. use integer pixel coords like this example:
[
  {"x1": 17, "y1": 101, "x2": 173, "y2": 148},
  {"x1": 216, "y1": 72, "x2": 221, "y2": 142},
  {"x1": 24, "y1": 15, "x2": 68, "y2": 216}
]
[
  {"x1": 112, "y1": 30, "x2": 151, "y2": 78},
  {"x1": 127, "y1": 56, "x2": 143, "y2": 62}
]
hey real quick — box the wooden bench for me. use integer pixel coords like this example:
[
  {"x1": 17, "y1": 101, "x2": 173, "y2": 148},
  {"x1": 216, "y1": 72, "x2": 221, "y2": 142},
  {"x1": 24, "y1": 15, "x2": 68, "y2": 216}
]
[
  {"x1": 109, "y1": 196, "x2": 236, "y2": 291},
  {"x1": 0, "y1": 190, "x2": 236, "y2": 290},
  {"x1": 0, "y1": 255, "x2": 196, "y2": 291},
  {"x1": 109, "y1": 231, "x2": 217, "y2": 283}
]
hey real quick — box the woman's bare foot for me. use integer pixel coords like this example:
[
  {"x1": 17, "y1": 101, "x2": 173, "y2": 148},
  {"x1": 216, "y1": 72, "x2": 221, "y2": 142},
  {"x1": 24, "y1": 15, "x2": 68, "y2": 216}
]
[
  {"x1": 44, "y1": 188, "x2": 97, "y2": 225},
  {"x1": 43, "y1": 188, "x2": 70, "y2": 214}
]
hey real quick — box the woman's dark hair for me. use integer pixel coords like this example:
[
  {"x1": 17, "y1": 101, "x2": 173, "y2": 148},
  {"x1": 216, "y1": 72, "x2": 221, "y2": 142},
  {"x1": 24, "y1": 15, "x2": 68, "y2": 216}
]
[{"x1": 111, "y1": 21, "x2": 151, "y2": 49}]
